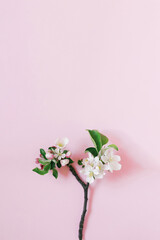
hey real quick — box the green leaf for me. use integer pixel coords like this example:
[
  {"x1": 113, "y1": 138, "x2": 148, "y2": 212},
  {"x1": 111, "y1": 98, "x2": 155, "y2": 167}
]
[
  {"x1": 99, "y1": 132, "x2": 109, "y2": 146},
  {"x1": 85, "y1": 147, "x2": 98, "y2": 157},
  {"x1": 38, "y1": 159, "x2": 51, "y2": 165},
  {"x1": 51, "y1": 161, "x2": 56, "y2": 169},
  {"x1": 78, "y1": 160, "x2": 83, "y2": 165},
  {"x1": 48, "y1": 146, "x2": 56, "y2": 151},
  {"x1": 87, "y1": 129, "x2": 102, "y2": 152},
  {"x1": 40, "y1": 148, "x2": 47, "y2": 160},
  {"x1": 40, "y1": 148, "x2": 46, "y2": 156},
  {"x1": 63, "y1": 150, "x2": 68, "y2": 154},
  {"x1": 108, "y1": 144, "x2": 119, "y2": 151},
  {"x1": 68, "y1": 158, "x2": 74, "y2": 164},
  {"x1": 32, "y1": 163, "x2": 51, "y2": 175},
  {"x1": 52, "y1": 169, "x2": 58, "y2": 179},
  {"x1": 44, "y1": 163, "x2": 51, "y2": 171},
  {"x1": 57, "y1": 161, "x2": 62, "y2": 168},
  {"x1": 32, "y1": 167, "x2": 48, "y2": 175}
]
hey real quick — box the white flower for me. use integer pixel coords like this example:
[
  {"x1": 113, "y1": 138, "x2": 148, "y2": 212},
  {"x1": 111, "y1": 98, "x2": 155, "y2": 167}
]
[
  {"x1": 55, "y1": 137, "x2": 69, "y2": 148},
  {"x1": 94, "y1": 161, "x2": 106, "y2": 179},
  {"x1": 83, "y1": 158, "x2": 89, "y2": 165},
  {"x1": 54, "y1": 148, "x2": 66, "y2": 160},
  {"x1": 61, "y1": 159, "x2": 69, "y2": 166},
  {"x1": 81, "y1": 155, "x2": 106, "y2": 183},
  {"x1": 80, "y1": 147, "x2": 121, "y2": 183},
  {"x1": 101, "y1": 148, "x2": 121, "y2": 173},
  {"x1": 80, "y1": 165, "x2": 95, "y2": 184},
  {"x1": 83, "y1": 153, "x2": 94, "y2": 166}
]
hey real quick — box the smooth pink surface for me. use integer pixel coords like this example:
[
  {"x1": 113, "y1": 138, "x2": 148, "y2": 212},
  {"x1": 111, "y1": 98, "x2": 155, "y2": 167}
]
[{"x1": 1, "y1": 1, "x2": 160, "y2": 239}]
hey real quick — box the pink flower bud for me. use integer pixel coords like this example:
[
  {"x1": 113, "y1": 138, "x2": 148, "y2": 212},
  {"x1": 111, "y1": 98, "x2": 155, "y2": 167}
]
[
  {"x1": 66, "y1": 151, "x2": 71, "y2": 157},
  {"x1": 61, "y1": 159, "x2": 69, "y2": 166},
  {"x1": 46, "y1": 152, "x2": 54, "y2": 160},
  {"x1": 35, "y1": 158, "x2": 40, "y2": 164},
  {"x1": 40, "y1": 164, "x2": 44, "y2": 170}
]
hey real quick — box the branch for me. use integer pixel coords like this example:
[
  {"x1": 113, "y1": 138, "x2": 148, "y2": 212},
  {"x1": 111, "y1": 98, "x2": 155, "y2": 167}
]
[
  {"x1": 68, "y1": 165, "x2": 89, "y2": 240},
  {"x1": 79, "y1": 182, "x2": 89, "y2": 240},
  {"x1": 68, "y1": 165, "x2": 87, "y2": 189}
]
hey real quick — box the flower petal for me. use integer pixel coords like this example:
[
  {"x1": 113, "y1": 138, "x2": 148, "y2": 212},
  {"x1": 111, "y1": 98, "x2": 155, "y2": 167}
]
[
  {"x1": 113, "y1": 155, "x2": 121, "y2": 162},
  {"x1": 104, "y1": 163, "x2": 113, "y2": 172},
  {"x1": 45, "y1": 152, "x2": 54, "y2": 160},
  {"x1": 104, "y1": 148, "x2": 114, "y2": 157},
  {"x1": 95, "y1": 172, "x2": 105, "y2": 179},
  {"x1": 86, "y1": 176, "x2": 95, "y2": 184},
  {"x1": 65, "y1": 151, "x2": 71, "y2": 157},
  {"x1": 101, "y1": 155, "x2": 108, "y2": 163},
  {"x1": 110, "y1": 161, "x2": 121, "y2": 171},
  {"x1": 54, "y1": 148, "x2": 59, "y2": 154},
  {"x1": 55, "y1": 137, "x2": 69, "y2": 148},
  {"x1": 61, "y1": 159, "x2": 69, "y2": 166}
]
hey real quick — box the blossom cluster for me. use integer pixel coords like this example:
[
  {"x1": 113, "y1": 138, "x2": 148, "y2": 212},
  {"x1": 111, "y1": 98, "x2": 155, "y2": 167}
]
[
  {"x1": 33, "y1": 129, "x2": 122, "y2": 184},
  {"x1": 80, "y1": 147, "x2": 121, "y2": 184},
  {"x1": 36, "y1": 137, "x2": 71, "y2": 167},
  {"x1": 33, "y1": 137, "x2": 72, "y2": 178}
]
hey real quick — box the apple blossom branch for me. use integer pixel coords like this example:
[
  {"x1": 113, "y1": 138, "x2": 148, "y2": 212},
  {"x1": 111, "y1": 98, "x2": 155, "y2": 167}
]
[{"x1": 32, "y1": 129, "x2": 122, "y2": 240}]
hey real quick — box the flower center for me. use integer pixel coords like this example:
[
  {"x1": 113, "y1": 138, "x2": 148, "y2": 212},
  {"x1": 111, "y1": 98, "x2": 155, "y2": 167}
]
[{"x1": 89, "y1": 172, "x2": 94, "y2": 177}]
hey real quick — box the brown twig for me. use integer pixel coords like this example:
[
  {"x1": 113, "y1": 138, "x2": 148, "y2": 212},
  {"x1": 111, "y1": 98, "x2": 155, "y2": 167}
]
[{"x1": 68, "y1": 165, "x2": 89, "y2": 240}]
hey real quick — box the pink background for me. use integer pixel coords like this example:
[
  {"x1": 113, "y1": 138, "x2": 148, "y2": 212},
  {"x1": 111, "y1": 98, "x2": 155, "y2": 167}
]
[{"x1": 1, "y1": 0, "x2": 160, "y2": 239}]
